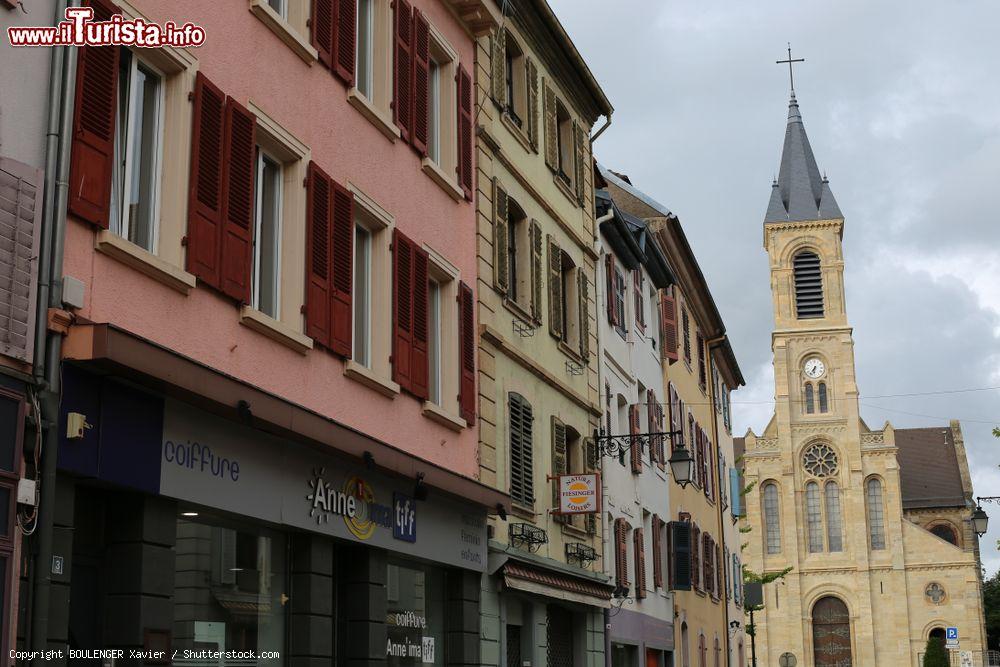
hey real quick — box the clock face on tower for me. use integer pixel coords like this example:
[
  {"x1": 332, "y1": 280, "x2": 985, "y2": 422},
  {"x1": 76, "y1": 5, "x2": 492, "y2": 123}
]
[{"x1": 803, "y1": 357, "x2": 825, "y2": 379}]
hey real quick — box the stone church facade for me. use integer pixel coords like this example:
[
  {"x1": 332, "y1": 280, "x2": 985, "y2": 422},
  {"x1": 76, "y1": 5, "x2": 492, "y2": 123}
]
[{"x1": 738, "y1": 91, "x2": 988, "y2": 666}]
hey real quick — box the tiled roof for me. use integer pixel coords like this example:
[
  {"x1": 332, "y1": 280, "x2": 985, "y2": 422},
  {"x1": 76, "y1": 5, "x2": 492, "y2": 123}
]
[
  {"x1": 895, "y1": 427, "x2": 967, "y2": 509},
  {"x1": 503, "y1": 561, "x2": 613, "y2": 602}
]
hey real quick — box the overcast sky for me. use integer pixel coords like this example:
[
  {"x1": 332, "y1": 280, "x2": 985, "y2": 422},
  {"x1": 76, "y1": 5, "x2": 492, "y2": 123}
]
[{"x1": 549, "y1": 0, "x2": 1000, "y2": 575}]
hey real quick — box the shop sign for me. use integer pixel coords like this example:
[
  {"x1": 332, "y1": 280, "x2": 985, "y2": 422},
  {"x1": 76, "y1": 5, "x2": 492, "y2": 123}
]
[
  {"x1": 307, "y1": 468, "x2": 396, "y2": 540},
  {"x1": 393, "y1": 493, "x2": 417, "y2": 543},
  {"x1": 554, "y1": 473, "x2": 600, "y2": 514},
  {"x1": 386, "y1": 611, "x2": 435, "y2": 664}
]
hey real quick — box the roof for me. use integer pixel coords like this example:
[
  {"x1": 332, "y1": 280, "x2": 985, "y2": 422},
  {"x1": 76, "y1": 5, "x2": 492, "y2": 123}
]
[
  {"x1": 764, "y1": 93, "x2": 842, "y2": 223},
  {"x1": 895, "y1": 427, "x2": 968, "y2": 509}
]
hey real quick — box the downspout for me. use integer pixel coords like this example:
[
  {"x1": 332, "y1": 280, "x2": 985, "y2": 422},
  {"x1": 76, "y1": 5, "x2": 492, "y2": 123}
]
[
  {"x1": 705, "y1": 334, "x2": 732, "y2": 666},
  {"x1": 590, "y1": 113, "x2": 612, "y2": 146},
  {"x1": 30, "y1": 0, "x2": 77, "y2": 658}
]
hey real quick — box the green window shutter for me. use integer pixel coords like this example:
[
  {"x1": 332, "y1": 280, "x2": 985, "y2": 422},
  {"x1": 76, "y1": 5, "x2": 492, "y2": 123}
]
[
  {"x1": 529, "y1": 219, "x2": 543, "y2": 323},
  {"x1": 491, "y1": 30, "x2": 506, "y2": 106},
  {"x1": 573, "y1": 120, "x2": 587, "y2": 205},
  {"x1": 525, "y1": 57, "x2": 539, "y2": 151},
  {"x1": 493, "y1": 178, "x2": 509, "y2": 295},
  {"x1": 547, "y1": 235, "x2": 563, "y2": 340},
  {"x1": 551, "y1": 416, "x2": 567, "y2": 524},
  {"x1": 543, "y1": 81, "x2": 558, "y2": 170},
  {"x1": 578, "y1": 270, "x2": 589, "y2": 360}
]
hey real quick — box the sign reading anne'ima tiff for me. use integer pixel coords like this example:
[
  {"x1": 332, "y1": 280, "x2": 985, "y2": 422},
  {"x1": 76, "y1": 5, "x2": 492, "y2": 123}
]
[{"x1": 555, "y1": 473, "x2": 600, "y2": 515}]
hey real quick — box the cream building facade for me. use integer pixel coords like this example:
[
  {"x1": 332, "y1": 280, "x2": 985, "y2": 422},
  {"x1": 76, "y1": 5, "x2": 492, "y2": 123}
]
[{"x1": 740, "y1": 91, "x2": 988, "y2": 666}]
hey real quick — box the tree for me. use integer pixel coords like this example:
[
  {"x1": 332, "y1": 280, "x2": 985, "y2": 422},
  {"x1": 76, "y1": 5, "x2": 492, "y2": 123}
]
[
  {"x1": 921, "y1": 636, "x2": 948, "y2": 667},
  {"x1": 985, "y1": 570, "x2": 1000, "y2": 651}
]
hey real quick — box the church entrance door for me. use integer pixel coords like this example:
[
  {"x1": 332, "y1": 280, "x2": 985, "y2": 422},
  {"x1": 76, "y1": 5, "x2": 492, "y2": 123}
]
[{"x1": 812, "y1": 596, "x2": 852, "y2": 666}]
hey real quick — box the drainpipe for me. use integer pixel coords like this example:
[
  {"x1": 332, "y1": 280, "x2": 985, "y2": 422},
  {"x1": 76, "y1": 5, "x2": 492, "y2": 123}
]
[
  {"x1": 590, "y1": 113, "x2": 612, "y2": 146},
  {"x1": 30, "y1": 0, "x2": 77, "y2": 658},
  {"x1": 705, "y1": 334, "x2": 732, "y2": 666}
]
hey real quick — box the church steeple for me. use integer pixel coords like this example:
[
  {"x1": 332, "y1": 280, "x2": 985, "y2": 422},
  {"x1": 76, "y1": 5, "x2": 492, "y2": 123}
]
[{"x1": 763, "y1": 93, "x2": 842, "y2": 223}]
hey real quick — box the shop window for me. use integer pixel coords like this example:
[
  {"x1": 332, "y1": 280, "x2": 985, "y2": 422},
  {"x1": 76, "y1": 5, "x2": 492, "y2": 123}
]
[
  {"x1": 386, "y1": 559, "x2": 445, "y2": 666},
  {"x1": 173, "y1": 515, "x2": 286, "y2": 665}
]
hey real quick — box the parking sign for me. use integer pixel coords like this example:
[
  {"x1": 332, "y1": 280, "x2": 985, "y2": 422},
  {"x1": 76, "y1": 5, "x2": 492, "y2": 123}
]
[{"x1": 946, "y1": 627, "x2": 959, "y2": 648}]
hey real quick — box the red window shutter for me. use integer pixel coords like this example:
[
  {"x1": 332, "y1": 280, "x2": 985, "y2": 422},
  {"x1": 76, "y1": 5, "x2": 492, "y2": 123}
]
[
  {"x1": 634, "y1": 528, "x2": 646, "y2": 599},
  {"x1": 605, "y1": 254, "x2": 617, "y2": 325},
  {"x1": 311, "y1": 0, "x2": 334, "y2": 68},
  {"x1": 411, "y1": 10, "x2": 430, "y2": 156},
  {"x1": 458, "y1": 281, "x2": 476, "y2": 425},
  {"x1": 410, "y1": 245, "x2": 430, "y2": 399},
  {"x1": 629, "y1": 403, "x2": 642, "y2": 475},
  {"x1": 333, "y1": 0, "x2": 356, "y2": 84},
  {"x1": 68, "y1": 0, "x2": 121, "y2": 228},
  {"x1": 646, "y1": 388, "x2": 656, "y2": 464},
  {"x1": 219, "y1": 98, "x2": 256, "y2": 303},
  {"x1": 392, "y1": 228, "x2": 414, "y2": 390},
  {"x1": 652, "y1": 517, "x2": 663, "y2": 588},
  {"x1": 329, "y1": 181, "x2": 354, "y2": 357},
  {"x1": 393, "y1": 0, "x2": 413, "y2": 142},
  {"x1": 660, "y1": 286, "x2": 678, "y2": 362},
  {"x1": 457, "y1": 64, "x2": 473, "y2": 200},
  {"x1": 305, "y1": 161, "x2": 332, "y2": 347},
  {"x1": 614, "y1": 518, "x2": 629, "y2": 590},
  {"x1": 186, "y1": 72, "x2": 226, "y2": 288}
]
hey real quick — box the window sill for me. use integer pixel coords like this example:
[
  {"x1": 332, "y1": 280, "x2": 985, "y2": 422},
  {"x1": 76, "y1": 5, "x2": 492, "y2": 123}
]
[
  {"x1": 347, "y1": 88, "x2": 400, "y2": 142},
  {"x1": 238, "y1": 306, "x2": 313, "y2": 355},
  {"x1": 343, "y1": 359, "x2": 400, "y2": 398},
  {"x1": 502, "y1": 297, "x2": 536, "y2": 327},
  {"x1": 557, "y1": 340, "x2": 584, "y2": 365},
  {"x1": 510, "y1": 503, "x2": 536, "y2": 521},
  {"x1": 559, "y1": 521, "x2": 590, "y2": 539},
  {"x1": 501, "y1": 111, "x2": 533, "y2": 153},
  {"x1": 95, "y1": 231, "x2": 196, "y2": 295},
  {"x1": 249, "y1": 0, "x2": 317, "y2": 65},
  {"x1": 421, "y1": 158, "x2": 464, "y2": 201},
  {"x1": 421, "y1": 400, "x2": 467, "y2": 431}
]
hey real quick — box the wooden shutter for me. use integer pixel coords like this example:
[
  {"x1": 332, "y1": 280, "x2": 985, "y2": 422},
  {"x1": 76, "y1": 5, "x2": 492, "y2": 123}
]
[
  {"x1": 392, "y1": 228, "x2": 414, "y2": 390},
  {"x1": 529, "y1": 220, "x2": 542, "y2": 323},
  {"x1": 334, "y1": 0, "x2": 357, "y2": 84},
  {"x1": 691, "y1": 524, "x2": 701, "y2": 590},
  {"x1": 525, "y1": 57, "x2": 539, "y2": 151},
  {"x1": 509, "y1": 393, "x2": 534, "y2": 505},
  {"x1": 577, "y1": 271, "x2": 589, "y2": 360},
  {"x1": 186, "y1": 73, "x2": 226, "y2": 287},
  {"x1": 492, "y1": 178, "x2": 508, "y2": 295},
  {"x1": 551, "y1": 416, "x2": 567, "y2": 524},
  {"x1": 669, "y1": 521, "x2": 691, "y2": 591},
  {"x1": 605, "y1": 254, "x2": 618, "y2": 326},
  {"x1": 634, "y1": 528, "x2": 646, "y2": 599},
  {"x1": 660, "y1": 286, "x2": 678, "y2": 362},
  {"x1": 614, "y1": 518, "x2": 629, "y2": 589},
  {"x1": 458, "y1": 281, "x2": 476, "y2": 425},
  {"x1": 646, "y1": 389, "x2": 657, "y2": 464},
  {"x1": 411, "y1": 245, "x2": 429, "y2": 399},
  {"x1": 490, "y1": 29, "x2": 505, "y2": 105},
  {"x1": 543, "y1": 81, "x2": 558, "y2": 171},
  {"x1": 329, "y1": 181, "x2": 354, "y2": 357},
  {"x1": 651, "y1": 517, "x2": 663, "y2": 589},
  {"x1": 393, "y1": 0, "x2": 413, "y2": 142},
  {"x1": 305, "y1": 162, "x2": 332, "y2": 347},
  {"x1": 634, "y1": 271, "x2": 645, "y2": 331},
  {"x1": 411, "y1": 10, "x2": 430, "y2": 155},
  {"x1": 68, "y1": 0, "x2": 121, "y2": 228},
  {"x1": 219, "y1": 99, "x2": 256, "y2": 303},
  {"x1": 311, "y1": 0, "x2": 334, "y2": 68},
  {"x1": 547, "y1": 236, "x2": 562, "y2": 340},
  {"x1": 457, "y1": 65, "x2": 473, "y2": 200},
  {"x1": 573, "y1": 120, "x2": 587, "y2": 204},
  {"x1": 628, "y1": 403, "x2": 641, "y2": 475},
  {"x1": 0, "y1": 157, "x2": 43, "y2": 363},
  {"x1": 717, "y1": 543, "x2": 724, "y2": 599}
]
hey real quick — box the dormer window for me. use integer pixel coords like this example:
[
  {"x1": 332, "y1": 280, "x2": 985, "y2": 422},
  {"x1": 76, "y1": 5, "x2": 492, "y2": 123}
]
[{"x1": 793, "y1": 251, "x2": 824, "y2": 318}]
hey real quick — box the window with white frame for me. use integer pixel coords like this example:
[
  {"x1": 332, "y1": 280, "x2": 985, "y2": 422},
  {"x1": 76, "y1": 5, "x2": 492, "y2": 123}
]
[
  {"x1": 424, "y1": 252, "x2": 458, "y2": 413},
  {"x1": 267, "y1": 0, "x2": 287, "y2": 19},
  {"x1": 427, "y1": 56, "x2": 442, "y2": 163},
  {"x1": 353, "y1": 223, "x2": 373, "y2": 367},
  {"x1": 428, "y1": 278, "x2": 442, "y2": 404},
  {"x1": 109, "y1": 48, "x2": 164, "y2": 252},
  {"x1": 252, "y1": 150, "x2": 282, "y2": 318},
  {"x1": 356, "y1": 0, "x2": 375, "y2": 98}
]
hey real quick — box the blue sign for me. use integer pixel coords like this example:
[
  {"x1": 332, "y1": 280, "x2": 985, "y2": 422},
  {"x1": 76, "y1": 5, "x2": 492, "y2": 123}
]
[
  {"x1": 393, "y1": 493, "x2": 417, "y2": 542},
  {"x1": 947, "y1": 627, "x2": 959, "y2": 641}
]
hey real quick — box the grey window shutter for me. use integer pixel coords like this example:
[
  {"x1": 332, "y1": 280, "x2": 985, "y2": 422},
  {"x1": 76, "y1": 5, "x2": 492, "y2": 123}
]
[
  {"x1": 525, "y1": 57, "x2": 539, "y2": 151},
  {"x1": 547, "y1": 235, "x2": 563, "y2": 340},
  {"x1": 573, "y1": 120, "x2": 587, "y2": 205},
  {"x1": 491, "y1": 30, "x2": 506, "y2": 106},
  {"x1": 509, "y1": 393, "x2": 534, "y2": 505},
  {"x1": 529, "y1": 219, "x2": 542, "y2": 323},
  {"x1": 551, "y1": 416, "x2": 567, "y2": 524},
  {"x1": 0, "y1": 157, "x2": 43, "y2": 363},
  {"x1": 493, "y1": 178, "x2": 509, "y2": 295},
  {"x1": 543, "y1": 81, "x2": 558, "y2": 171},
  {"x1": 578, "y1": 270, "x2": 589, "y2": 360}
]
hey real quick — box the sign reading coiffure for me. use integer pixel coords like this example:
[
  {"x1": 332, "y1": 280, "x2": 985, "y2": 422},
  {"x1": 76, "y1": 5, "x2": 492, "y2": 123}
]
[{"x1": 159, "y1": 400, "x2": 485, "y2": 570}]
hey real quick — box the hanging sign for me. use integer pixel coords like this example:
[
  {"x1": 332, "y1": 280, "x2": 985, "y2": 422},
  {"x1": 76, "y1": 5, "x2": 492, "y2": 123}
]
[{"x1": 552, "y1": 473, "x2": 601, "y2": 514}]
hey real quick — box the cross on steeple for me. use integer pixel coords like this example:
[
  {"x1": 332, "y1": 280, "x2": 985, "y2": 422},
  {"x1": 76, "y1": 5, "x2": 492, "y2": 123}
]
[{"x1": 776, "y1": 43, "x2": 805, "y2": 94}]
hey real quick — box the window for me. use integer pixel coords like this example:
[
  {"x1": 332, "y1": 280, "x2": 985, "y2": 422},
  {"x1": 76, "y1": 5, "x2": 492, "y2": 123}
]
[
  {"x1": 818, "y1": 382, "x2": 829, "y2": 413},
  {"x1": 356, "y1": 0, "x2": 375, "y2": 98},
  {"x1": 267, "y1": 0, "x2": 287, "y2": 19},
  {"x1": 866, "y1": 478, "x2": 886, "y2": 550},
  {"x1": 763, "y1": 483, "x2": 781, "y2": 554},
  {"x1": 633, "y1": 271, "x2": 645, "y2": 331},
  {"x1": 424, "y1": 33, "x2": 458, "y2": 180},
  {"x1": 423, "y1": 253, "x2": 460, "y2": 414},
  {"x1": 428, "y1": 279, "x2": 442, "y2": 404},
  {"x1": 555, "y1": 100, "x2": 572, "y2": 184},
  {"x1": 386, "y1": 559, "x2": 445, "y2": 667},
  {"x1": 681, "y1": 306, "x2": 691, "y2": 362},
  {"x1": 503, "y1": 31, "x2": 524, "y2": 126},
  {"x1": 793, "y1": 250, "x2": 824, "y2": 318},
  {"x1": 613, "y1": 269, "x2": 627, "y2": 336},
  {"x1": 825, "y1": 481, "x2": 843, "y2": 552},
  {"x1": 509, "y1": 393, "x2": 534, "y2": 506},
  {"x1": 802, "y1": 443, "x2": 838, "y2": 477},
  {"x1": 252, "y1": 150, "x2": 282, "y2": 318},
  {"x1": 428, "y1": 56, "x2": 442, "y2": 162},
  {"x1": 804, "y1": 383, "x2": 815, "y2": 414},
  {"x1": 352, "y1": 224, "x2": 372, "y2": 366},
  {"x1": 806, "y1": 481, "x2": 823, "y2": 553},
  {"x1": 507, "y1": 203, "x2": 525, "y2": 305},
  {"x1": 696, "y1": 333, "x2": 706, "y2": 390},
  {"x1": 930, "y1": 523, "x2": 958, "y2": 546},
  {"x1": 109, "y1": 49, "x2": 163, "y2": 252}
]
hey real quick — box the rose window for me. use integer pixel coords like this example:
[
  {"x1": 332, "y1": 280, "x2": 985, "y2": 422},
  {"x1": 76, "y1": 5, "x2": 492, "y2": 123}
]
[{"x1": 802, "y1": 443, "x2": 838, "y2": 477}]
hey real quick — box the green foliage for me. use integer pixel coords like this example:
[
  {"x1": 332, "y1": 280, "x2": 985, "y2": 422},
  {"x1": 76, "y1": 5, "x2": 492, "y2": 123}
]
[
  {"x1": 985, "y1": 570, "x2": 1000, "y2": 651},
  {"x1": 993, "y1": 426, "x2": 999, "y2": 438},
  {"x1": 922, "y1": 636, "x2": 948, "y2": 667}
]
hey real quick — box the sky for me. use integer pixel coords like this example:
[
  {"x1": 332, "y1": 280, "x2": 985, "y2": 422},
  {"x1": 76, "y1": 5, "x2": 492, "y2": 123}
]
[{"x1": 548, "y1": 0, "x2": 1000, "y2": 575}]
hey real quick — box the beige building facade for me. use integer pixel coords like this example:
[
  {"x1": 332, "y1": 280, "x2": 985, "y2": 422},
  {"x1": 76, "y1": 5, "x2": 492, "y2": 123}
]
[{"x1": 740, "y1": 91, "x2": 987, "y2": 666}]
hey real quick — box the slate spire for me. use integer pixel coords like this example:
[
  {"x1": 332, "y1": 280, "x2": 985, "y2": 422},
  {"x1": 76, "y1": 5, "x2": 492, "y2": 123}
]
[{"x1": 764, "y1": 93, "x2": 842, "y2": 223}]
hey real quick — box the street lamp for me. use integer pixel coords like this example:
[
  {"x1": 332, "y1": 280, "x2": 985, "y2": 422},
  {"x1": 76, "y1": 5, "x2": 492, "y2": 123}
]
[
  {"x1": 668, "y1": 445, "x2": 695, "y2": 488},
  {"x1": 971, "y1": 505, "x2": 989, "y2": 537}
]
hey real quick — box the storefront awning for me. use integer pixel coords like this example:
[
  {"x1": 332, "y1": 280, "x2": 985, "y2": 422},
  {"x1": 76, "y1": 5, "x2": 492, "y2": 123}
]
[
  {"x1": 62, "y1": 323, "x2": 510, "y2": 513},
  {"x1": 501, "y1": 561, "x2": 613, "y2": 609}
]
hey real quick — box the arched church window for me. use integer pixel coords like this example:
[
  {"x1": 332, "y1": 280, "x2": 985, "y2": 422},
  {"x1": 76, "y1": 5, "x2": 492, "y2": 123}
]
[
  {"x1": 802, "y1": 443, "x2": 838, "y2": 477},
  {"x1": 762, "y1": 482, "x2": 781, "y2": 554},
  {"x1": 804, "y1": 383, "x2": 815, "y2": 414},
  {"x1": 825, "y1": 481, "x2": 843, "y2": 552},
  {"x1": 805, "y1": 482, "x2": 824, "y2": 552},
  {"x1": 793, "y1": 250, "x2": 824, "y2": 318},
  {"x1": 866, "y1": 478, "x2": 886, "y2": 550},
  {"x1": 930, "y1": 523, "x2": 959, "y2": 546},
  {"x1": 818, "y1": 382, "x2": 829, "y2": 413}
]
